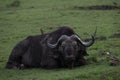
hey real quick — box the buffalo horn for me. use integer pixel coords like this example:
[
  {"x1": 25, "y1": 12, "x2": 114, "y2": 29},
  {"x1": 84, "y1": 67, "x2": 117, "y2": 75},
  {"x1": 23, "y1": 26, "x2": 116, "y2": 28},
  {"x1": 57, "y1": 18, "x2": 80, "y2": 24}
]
[
  {"x1": 47, "y1": 35, "x2": 68, "y2": 48},
  {"x1": 71, "y1": 34, "x2": 95, "y2": 47}
]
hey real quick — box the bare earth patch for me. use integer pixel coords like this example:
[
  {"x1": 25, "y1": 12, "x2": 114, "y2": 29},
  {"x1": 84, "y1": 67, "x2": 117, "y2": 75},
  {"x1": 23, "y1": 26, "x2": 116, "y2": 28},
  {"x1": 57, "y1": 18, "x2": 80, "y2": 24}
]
[
  {"x1": 85, "y1": 36, "x2": 107, "y2": 41},
  {"x1": 109, "y1": 33, "x2": 120, "y2": 38},
  {"x1": 73, "y1": 5, "x2": 120, "y2": 10}
]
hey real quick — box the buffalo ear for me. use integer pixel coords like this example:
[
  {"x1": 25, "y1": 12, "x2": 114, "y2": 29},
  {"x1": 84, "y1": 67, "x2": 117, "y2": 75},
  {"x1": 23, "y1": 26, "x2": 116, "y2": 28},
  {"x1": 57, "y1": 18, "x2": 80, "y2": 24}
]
[{"x1": 77, "y1": 44, "x2": 89, "y2": 56}]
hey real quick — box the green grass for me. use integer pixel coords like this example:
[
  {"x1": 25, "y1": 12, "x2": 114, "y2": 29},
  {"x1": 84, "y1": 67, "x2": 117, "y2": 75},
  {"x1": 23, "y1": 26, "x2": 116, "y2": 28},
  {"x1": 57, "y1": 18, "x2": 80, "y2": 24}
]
[
  {"x1": 0, "y1": 0, "x2": 120, "y2": 80},
  {"x1": 0, "y1": 65, "x2": 120, "y2": 80}
]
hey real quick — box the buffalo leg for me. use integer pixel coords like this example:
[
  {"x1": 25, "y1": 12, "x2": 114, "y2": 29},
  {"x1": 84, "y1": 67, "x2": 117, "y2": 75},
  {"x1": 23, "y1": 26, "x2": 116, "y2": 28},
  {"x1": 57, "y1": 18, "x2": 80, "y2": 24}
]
[
  {"x1": 6, "y1": 39, "x2": 29, "y2": 69},
  {"x1": 41, "y1": 57, "x2": 58, "y2": 69}
]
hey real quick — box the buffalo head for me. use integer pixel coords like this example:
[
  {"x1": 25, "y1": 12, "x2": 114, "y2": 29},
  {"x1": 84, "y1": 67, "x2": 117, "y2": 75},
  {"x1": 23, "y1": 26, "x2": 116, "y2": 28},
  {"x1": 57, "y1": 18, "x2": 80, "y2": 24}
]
[{"x1": 47, "y1": 34, "x2": 95, "y2": 68}]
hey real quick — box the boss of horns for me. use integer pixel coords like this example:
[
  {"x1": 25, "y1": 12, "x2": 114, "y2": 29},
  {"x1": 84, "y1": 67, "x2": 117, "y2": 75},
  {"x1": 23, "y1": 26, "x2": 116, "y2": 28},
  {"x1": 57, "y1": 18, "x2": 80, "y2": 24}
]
[{"x1": 47, "y1": 34, "x2": 95, "y2": 48}]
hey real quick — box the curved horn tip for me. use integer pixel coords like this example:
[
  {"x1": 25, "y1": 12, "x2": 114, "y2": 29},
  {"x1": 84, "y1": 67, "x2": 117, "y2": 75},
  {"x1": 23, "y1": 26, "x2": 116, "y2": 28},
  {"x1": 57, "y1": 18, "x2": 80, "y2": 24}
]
[
  {"x1": 85, "y1": 34, "x2": 95, "y2": 47},
  {"x1": 91, "y1": 34, "x2": 95, "y2": 41}
]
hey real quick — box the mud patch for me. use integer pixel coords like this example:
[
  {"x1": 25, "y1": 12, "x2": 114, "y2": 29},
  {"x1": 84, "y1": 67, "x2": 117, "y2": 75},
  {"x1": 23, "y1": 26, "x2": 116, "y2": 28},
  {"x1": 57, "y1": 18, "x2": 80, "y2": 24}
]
[
  {"x1": 85, "y1": 36, "x2": 107, "y2": 41},
  {"x1": 109, "y1": 33, "x2": 120, "y2": 38},
  {"x1": 73, "y1": 5, "x2": 120, "y2": 10},
  {"x1": 96, "y1": 36, "x2": 107, "y2": 41}
]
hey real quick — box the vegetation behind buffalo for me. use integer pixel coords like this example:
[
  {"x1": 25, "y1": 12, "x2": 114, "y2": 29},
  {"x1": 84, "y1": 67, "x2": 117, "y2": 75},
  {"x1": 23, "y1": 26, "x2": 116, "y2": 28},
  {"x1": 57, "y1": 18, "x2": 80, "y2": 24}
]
[{"x1": 0, "y1": 0, "x2": 120, "y2": 80}]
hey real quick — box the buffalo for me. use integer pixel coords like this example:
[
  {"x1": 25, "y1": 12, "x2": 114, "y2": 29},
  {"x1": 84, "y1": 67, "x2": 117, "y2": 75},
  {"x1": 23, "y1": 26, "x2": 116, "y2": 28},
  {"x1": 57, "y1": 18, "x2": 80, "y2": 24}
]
[{"x1": 6, "y1": 26, "x2": 95, "y2": 69}]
